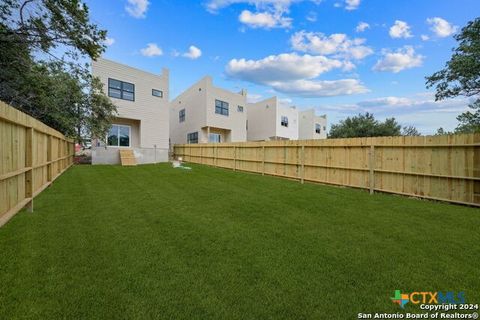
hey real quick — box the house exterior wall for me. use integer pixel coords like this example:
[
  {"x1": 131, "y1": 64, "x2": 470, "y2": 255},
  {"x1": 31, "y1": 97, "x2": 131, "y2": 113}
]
[
  {"x1": 298, "y1": 109, "x2": 327, "y2": 140},
  {"x1": 275, "y1": 105, "x2": 299, "y2": 140},
  {"x1": 170, "y1": 77, "x2": 208, "y2": 145},
  {"x1": 170, "y1": 76, "x2": 247, "y2": 144},
  {"x1": 246, "y1": 97, "x2": 277, "y2": 141},
  {"x1": 205, "y1": 78, "x2": 247, "y2": 142},
  {"x1": 246, "y1": 97, "x2": 298, "y2": 141},
  {"x1": 91, "y1": 58, "x2": 169, "y2": 164}
]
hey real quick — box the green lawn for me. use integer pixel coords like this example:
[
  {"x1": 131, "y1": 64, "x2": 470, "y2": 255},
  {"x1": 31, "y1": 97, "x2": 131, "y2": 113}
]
[{"x1": 0, "y1": 164, "x2": 479, "y2": 319}]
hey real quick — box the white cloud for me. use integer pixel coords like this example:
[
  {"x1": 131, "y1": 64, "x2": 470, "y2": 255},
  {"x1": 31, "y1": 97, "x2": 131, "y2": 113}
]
[
  {"x1": 269, "y1": 79, "x2": 368, "y2": 97},
  {"x1": 140, "y1": 43, "x2": 163, "y2": 57},
  {"x1": 226, "y1": 53, "x2": 368, "y2": 97},
  {"x1": 324, "y1": 93, "x2": 472, "y2": 134},
  {"x1": 373, "y1": 46, "x2": 423, "y2": 73},
  {"x1": 239, "y1": 10, "x2": 292, "y2": 28},
  {"x1": 247, "y1": 93, "x2": 264, "y2": 103},
  {"x1": 205, "y1": 0, "x2": 319, "y2": 13},
  {"x1": 389, "y1": 20, "x2": 412, "y2": 39},
  {"x1": 103, "y1": 37, "x2": 115, "y2": 46},
  {"x1": 427, "y1": 17, "x2": 457, "y2": 38},
  {"x1": 355, "y1": 22, "x2": 370, "y2": 32},
  {"x1": 420, "y1": 34, "x2": 430, "y2": 41},
  {"x1": 226, "y1": 53, "x2": 345, "y2": 82},
  {"x1": 205, "y1": 0, "x2": 322, "y2": 29},
  {"x1": 345, "y1": 0, "x2": 360, "y2": 10},
  {"x1": 290, "y1": 31, "x2": 373, "y2": 60},
  {"x1": 183, "y1": 45, "x2": 202, "y2": 59},
  {"x1": 125, "y1": 0, "x2": 149, "y2": 18},
  {"x1": 306, "y1": 11, "x2": 317, "y2": 22},
  {"x1": 357, "y1": 96, "x2": 413, "y2": 108}
]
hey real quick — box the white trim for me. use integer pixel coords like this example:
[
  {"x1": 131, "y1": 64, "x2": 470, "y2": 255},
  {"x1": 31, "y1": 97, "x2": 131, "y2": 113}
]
[{"x1": 106, "y1": 124, "x2": 132, "y2": 148}]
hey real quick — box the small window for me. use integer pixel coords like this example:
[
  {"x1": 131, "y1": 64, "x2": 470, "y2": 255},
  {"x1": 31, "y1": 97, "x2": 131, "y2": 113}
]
[
  {"x1": 107, "y1": 124, "x2": 131, "y2": 147},
  {"x1": 208, "y1": 133, "x2": 221, "y2": 143},
  {"x1": 108, "y1": 78, "x2": 134, "y2": 101},
  {"x1": 179, "y1": 109, "x2": 185, "y2": 123},
  {"x1": 237, "y1": 105, "x2": 244, "y2": 112},
  {"x1": 323, "y1": 126, "x2": 326, "y2": 131},
  {"x1": 215, "y1": 99, "x2": 229, "y2": 116},
  {"x1": 281, "y1": 116, "x2": 289, "y2": 127},
  {"x1": 187, "y1": 132, "x2": 198, "y2": 144},
  {"x1": 315, "y1": 123, "x2": 321, "y2": 134},
  {"x1": 152, "y1": 89, "x2": 163, "y2": 98}
]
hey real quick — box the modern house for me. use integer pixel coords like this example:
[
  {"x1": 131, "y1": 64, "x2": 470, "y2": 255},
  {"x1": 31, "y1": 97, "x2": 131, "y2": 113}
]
[
  {"x1": 246, "y1": 97, "x2": 299, "y2": 141},
  {"x1": 298, "y1": 109, "x2": 328, "y2": 140},
  {"x1": 170, "y1": 76, "x2": 247, "y2": 144},
  {"x1": 91, "y1": 58, "x2": 169, "y2": 164}
]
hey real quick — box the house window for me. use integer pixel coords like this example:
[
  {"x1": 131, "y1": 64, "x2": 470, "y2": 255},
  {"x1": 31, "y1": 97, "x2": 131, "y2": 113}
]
[
  {"x1": 179, "y1": 109, "x2": 185, "y2": 122},
  {"x1": 107, "y1": 124, "x2": 131, "y2": 147},
  {"x1": 108, "y1": 78, "x2": 135, "y2": 101},
  {"x1": 208, "y1": 133, "x2": 221, "y2": 143},
  {"x1": 281, "y1": 116, "x2": 289, "y2": 127},
  {"x1": 215, "y1": 99, "x2": 229, "y2": 116},
  {"x1": 315, "y1": 123, "x2": 321, "y2": 134},
  {"x1": 187, "y1": 132, "x2": 198, "y2": 144},
  {"x1": 237, "y1": 105, "x2": 244, "y2": 112},
  {"x1": 152, "y1": 89, "x2": 163, "y2": 98},
  {"x1": 323, "y1": 126, "x2": 326, "y2": 131}
]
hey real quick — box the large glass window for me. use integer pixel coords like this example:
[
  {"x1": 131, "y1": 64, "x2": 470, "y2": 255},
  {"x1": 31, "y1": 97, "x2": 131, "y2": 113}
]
[
  {"x1": 215, "y1": 99, "x2": 229, "y2": 116},
  {"x1": 108, "y1": 78, "x2": 135, "y2": 101},
  {"x1": 315, "y1": 123, "x2": 321, "y2": 134},
  {"x1": 208, "y1": 133, "x2": 221, "y2": 143},
  {"x1": 107, "y1": 125, "x2": 131, "y2": 147},
  {"x1": 281, "y1": 116, "x2": 289, "y2": 127},
  {"x1": 179, "y1": 109, "x2": 185, "y2": 122},
  {"x1": 187, "y1": 132, "x2": 198, "y2": 144}
]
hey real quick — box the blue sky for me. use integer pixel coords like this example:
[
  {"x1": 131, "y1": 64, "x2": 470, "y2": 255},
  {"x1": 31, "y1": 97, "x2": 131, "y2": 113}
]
[{"x1": 84, "y1": 0, "x2": 479, "y2": 134}]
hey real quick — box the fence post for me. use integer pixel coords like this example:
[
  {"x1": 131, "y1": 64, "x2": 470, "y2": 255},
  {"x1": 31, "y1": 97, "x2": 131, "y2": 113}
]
[
  {"x1": 369, "y1": 145, "x2": 375, "y2": 195},
  {"x1": 25, "y1": 127, "x2": 34, "y2": 212},
  {"x1": 301, "y1": 144, "x2": 305, "y2": 184},
  {"x1": 214, "y1": 145, "x2": 217, "y2": 167},
  {"x1": 262, "y1": 145, "x2": 265, "y2": 176},
  {"x1": 47, "y1": 135, "x2": 53, "y2": 182},
  {"x1": 233, "y1": 145, "x2": 236, "y2": 171}
]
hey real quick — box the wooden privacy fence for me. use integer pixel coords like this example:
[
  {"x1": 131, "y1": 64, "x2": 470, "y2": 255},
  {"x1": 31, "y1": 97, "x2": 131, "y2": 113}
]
[
  {"x1": 175, "y1": 134, "x2": 480, "y2": 207},
  {"x1": 0, "y1": 101, "x2": 75, "y2": 227}
]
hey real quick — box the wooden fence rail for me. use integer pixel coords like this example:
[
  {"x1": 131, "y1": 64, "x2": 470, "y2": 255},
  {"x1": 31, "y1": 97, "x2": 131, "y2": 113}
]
[
  {"x1": 175, "y1": 134, "x2": 480, "y2": 207},
  {"x1": 0, "y1": 101, "x2": 75, "y2": 227}
]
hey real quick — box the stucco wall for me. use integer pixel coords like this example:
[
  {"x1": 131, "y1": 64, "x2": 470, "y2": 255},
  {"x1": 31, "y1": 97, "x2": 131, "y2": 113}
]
[
  {"x1": 247, "y1": 97, "x2": 298, "y2": 141},
  {"x1": 275, "y1": 105, "x2": 299, "y2": 140},
  {"x1": 298, "y1": 109, "x2": 327, "y2": 140}
]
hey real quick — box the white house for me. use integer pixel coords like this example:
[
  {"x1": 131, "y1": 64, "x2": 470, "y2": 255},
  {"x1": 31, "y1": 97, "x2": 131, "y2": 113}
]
[
  {"x1": 91, "y1": 58, "x2": 170, "y2": 164},
  {"x1": 298, "y1": 109, "x2": 328, "y2": 140},
  {"x1": 170, "y1": 76, "x2": 247, "y2": 144},
  {"x1": 246, "y1": 97, "x2": 299, "y2": 141}
]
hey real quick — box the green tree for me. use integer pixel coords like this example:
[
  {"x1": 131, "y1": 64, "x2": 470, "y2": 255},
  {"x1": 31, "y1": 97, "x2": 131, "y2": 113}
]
[
  {"x1": 328, "y1": 113, "x2": 402, "y2": 138},
  {"x1": 426, "y1": 18, "x2": 480, "y2": 133},
  {"x1": 0, "y1": 0, "x2": 116, "y2": 141},
  {"x1": 402, "y1": 126, "x2": 421, "y2": 136},
  {"x1": 434, "y1": 127, "x2": 453, "y2": 135}
]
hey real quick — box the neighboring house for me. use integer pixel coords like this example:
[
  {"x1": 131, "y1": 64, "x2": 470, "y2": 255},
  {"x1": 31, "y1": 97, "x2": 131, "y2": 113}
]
[
  {"x1": 298, "y1": 109, "x2": 328, "y2": 140},
  {"x1": 170, "y1": 76, "x2": 247, "y2": 144},
  {"x1": 246, "y1": 97, "x2": 299, "y2": 141},
  {"x1": 91, "y1": 58, "x2": 169, "y2": 164}
]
